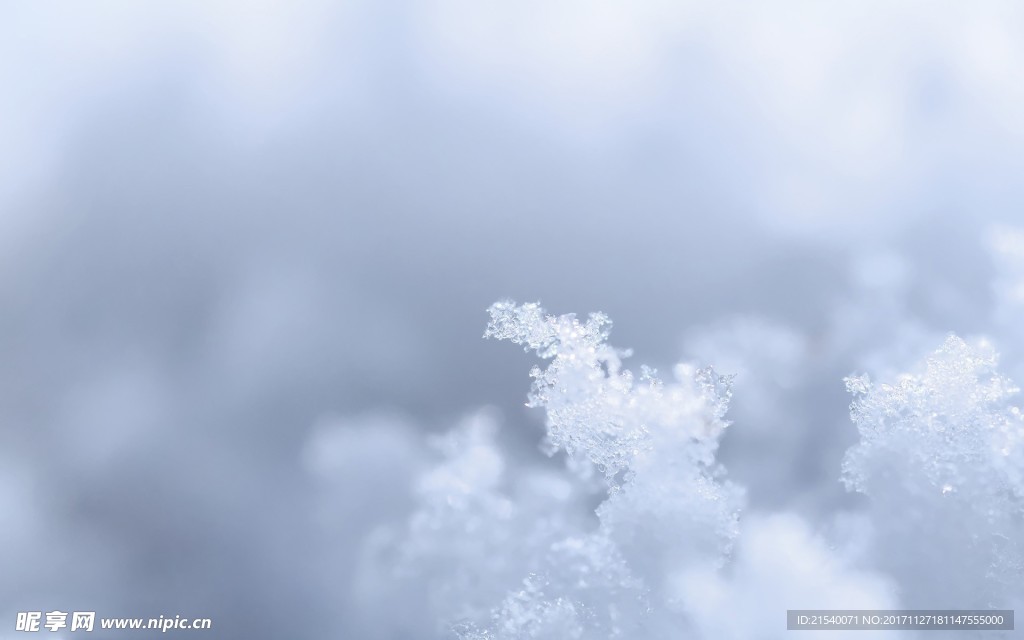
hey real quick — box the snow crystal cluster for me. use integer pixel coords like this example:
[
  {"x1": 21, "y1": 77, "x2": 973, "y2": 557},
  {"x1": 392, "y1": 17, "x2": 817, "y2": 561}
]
[
  {"x1": 843, "y1": 336, "x2": 1024, "y2": 610},
  {"x1": 310, "y1": 227, "x2": 1024, "y2": 639},
  {"x1": 465, "y1": 301, "x2": 743, "y2": 638}
]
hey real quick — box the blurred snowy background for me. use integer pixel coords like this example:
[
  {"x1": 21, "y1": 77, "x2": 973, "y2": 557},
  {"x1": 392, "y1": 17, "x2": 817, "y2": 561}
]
[{"x1": 2, "y1": 2, "x2": 1024, "y2": 638}]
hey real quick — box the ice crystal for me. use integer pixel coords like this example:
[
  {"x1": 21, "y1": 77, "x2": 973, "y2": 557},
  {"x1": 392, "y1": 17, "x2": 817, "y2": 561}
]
[
  {"x1": 322, "y1": 239, "x2": 1024, "y2": 639},
  {"x1": 842, "y1": 334, "x2": 1024, "y2": 607},
  {"x1": 485, "y1": 300, "x2": 636, "y2": 475},
  {"x1": 843, "y1": 335, "x2": 1023, "y2": 499},
  {"x1": 485, "y1": 300, "x2": 734, "y2": 480},
  {"x1": 361, "y1": 410, "x2": 592, "y2": 638},
  {"x1": 472, "y1": 301, "x2": 743, "y2": 639}
]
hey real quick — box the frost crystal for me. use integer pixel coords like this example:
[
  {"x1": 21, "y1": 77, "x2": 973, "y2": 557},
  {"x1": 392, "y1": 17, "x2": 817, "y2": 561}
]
[
  {"x1": 474, "y1": 301, "x2": 743, "y2": 638},
  {"x1": 843, "y1": 335, "x2": 1023, "y2": 499},
  {"x1": 842, "y1": 334, "x2": 1024, "y2": 607},
  {"x1": 391, "y1": 411, "x2": 592, "y2": 635},
  {"x1": 485, "y1": 300, "x2": 733, "y2": 479}
]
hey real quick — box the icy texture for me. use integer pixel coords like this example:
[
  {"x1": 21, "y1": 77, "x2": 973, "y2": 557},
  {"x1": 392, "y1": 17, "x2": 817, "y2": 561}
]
[
  {"x1": 682, "y1": 249, "x2": 948, "y2": 517},
  {"x1": 843, "y1": 335, "x2": 1023, "y2": 501},
  {"x1": 312, "y1": 238, "x2": 1024, "y2": 639},
  {"x1": 485, "y1": 301, "x2": 639, "y2": 475},
  {"x1": 485, "y1": 301, "x2": 732, "y2": 479},
  {"x1": 469, "y1": 301, "x2": 743, "y2": 639},
  {"x1": 676, "y1": 514, "x2": 897, "y2": 640},
  {"x1": 354, "y1": 410, "x2": 592, "y2": 638},
  {"x1": 682, "y1": 318, "x2": 815, "y2": 511},
  {"x1": 455, "y1": 536, "x2": 650, "y2": 640},
  {"x1": 842, "y1": 335, "x2": 1024, "y2": 609}
]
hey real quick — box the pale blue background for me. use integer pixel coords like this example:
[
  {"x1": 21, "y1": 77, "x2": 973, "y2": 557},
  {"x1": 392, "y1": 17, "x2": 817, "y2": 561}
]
[{"x1": 1, "y1": 2, "x2": 1021, "y2": 637}]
